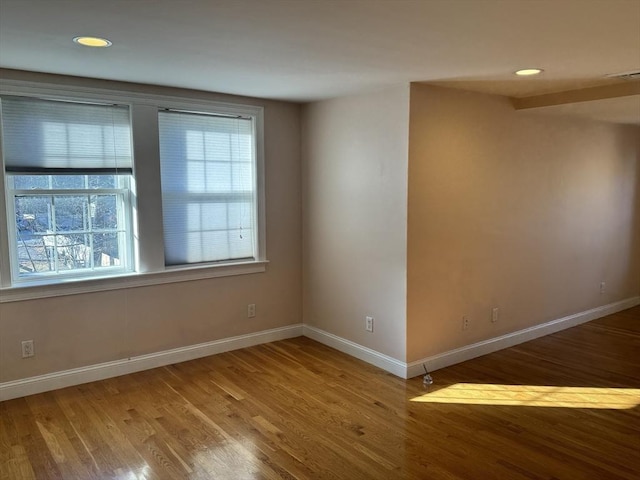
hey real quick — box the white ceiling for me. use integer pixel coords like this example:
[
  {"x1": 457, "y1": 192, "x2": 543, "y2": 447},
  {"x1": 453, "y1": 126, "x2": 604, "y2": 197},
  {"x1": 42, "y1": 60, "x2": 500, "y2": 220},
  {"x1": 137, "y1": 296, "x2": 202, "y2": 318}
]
[{"x1": 0, "y1": 0, "x2": 639, "y2": 123}]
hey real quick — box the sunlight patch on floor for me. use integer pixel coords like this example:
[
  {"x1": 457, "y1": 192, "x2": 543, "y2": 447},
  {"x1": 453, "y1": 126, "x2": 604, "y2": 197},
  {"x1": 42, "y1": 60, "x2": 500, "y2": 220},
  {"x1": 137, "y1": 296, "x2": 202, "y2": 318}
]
[{"x1": 411, "y1": 383, "x2": 640, "y2": 409}]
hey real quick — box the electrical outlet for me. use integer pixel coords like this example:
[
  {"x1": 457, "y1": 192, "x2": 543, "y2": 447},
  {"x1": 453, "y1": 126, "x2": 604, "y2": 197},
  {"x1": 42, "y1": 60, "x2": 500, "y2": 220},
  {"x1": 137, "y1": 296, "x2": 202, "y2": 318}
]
[
  {"x1": 462, "y1": 316, "x2": 470, "y2": 331},
  {"x1": 492, "y1": 307, "x2": 499, "y2": 323},
  {"x1": 365, "y1": 316, "x2": 374, "y2": 332},
  {"x1": 21, "y1": 340, "x2": 34, "y2": 358},
  {"x1": 600, "y1": 282, "x2": 606, "y2": 294},
  {"x1": 247, "y1": 304, "x2": 256, "y2": 318}
]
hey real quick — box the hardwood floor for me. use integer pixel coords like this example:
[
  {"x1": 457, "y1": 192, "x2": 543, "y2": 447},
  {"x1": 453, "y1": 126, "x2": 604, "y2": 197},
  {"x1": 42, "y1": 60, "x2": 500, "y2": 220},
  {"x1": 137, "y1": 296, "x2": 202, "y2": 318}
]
[{"x1": 2, "y1": 306, "x2": 639, "y2": 479}]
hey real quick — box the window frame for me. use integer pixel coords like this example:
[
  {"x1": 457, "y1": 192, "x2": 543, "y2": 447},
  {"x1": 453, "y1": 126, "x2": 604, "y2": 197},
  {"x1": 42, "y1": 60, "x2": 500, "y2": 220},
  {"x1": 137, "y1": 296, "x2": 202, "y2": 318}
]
[
  {"x1": 6, "y1": 176, "x2": 134, "y2": 283},
  {"x1": 0, "y1": 79, "x2": 267, "y2": 302},
  {"x1": 158, "y1": 108, "x2": 260, "y2": 267}
]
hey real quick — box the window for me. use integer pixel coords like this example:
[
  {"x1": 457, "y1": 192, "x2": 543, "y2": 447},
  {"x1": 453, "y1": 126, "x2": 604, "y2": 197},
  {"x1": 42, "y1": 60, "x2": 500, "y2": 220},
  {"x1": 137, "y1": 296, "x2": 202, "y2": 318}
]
[
  {"x1": 0, "y1": 82, "x2": 266, "y2": 300},
  {"x1": 158, "y1": 110, "x2": 257, "y2": 265},
  {"x1": 1, "y1": 96, "x2": 134, "y2": 283},
  {"x1": 9, "y1": 174, "x2": 131, "y2": 278}
]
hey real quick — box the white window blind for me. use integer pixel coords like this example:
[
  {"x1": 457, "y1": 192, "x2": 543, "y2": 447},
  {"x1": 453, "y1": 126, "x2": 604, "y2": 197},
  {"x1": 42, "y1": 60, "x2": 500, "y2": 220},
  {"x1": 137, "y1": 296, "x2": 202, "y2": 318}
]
[
  {"x1": 1, "y1": 96, "x2": 132, "y2": 173},
  {"x1": 158, "y1": 110, "x2": 256, "y2": 266}
]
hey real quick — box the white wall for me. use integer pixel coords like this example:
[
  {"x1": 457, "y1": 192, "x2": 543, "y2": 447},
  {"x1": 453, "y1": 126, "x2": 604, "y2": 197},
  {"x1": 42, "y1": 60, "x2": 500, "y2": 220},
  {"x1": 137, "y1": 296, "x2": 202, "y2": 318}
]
[
  {"x1": 0, "y1": 71, "x2": 302, "y2": 383},
  {"x1": 302, "y1": 85, "x2": 410, "y2": 361}
]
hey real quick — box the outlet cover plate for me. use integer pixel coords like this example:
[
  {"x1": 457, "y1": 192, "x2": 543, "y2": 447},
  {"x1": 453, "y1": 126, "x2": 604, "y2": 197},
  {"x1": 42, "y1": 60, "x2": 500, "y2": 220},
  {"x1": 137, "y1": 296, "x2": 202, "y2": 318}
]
[
  {"x1": 21, "y1": 340, "x2": 34, "y2": 358},
  {"x1": 365, "y1": 316, "x2": 374, "y2": 332}
]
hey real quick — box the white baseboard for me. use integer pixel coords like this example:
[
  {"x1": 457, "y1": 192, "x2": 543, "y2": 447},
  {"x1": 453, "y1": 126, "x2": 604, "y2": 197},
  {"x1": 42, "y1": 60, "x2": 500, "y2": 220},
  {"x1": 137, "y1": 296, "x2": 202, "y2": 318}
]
[
  {"x1": 302, "y1": 325, "x2": 407, "y2": 378},
  {"x1": 0, "y1": 324, "x2": 303, "y2": 402},
  {"x1": 304, "y1": 296, "x2": 639, "y2": 380},
  {"x1": 405, "y1": 296, "x2": 640, "y2": 379},
  {"x1": 2, "y1": 296, "x2": 638, "y2": 401}
]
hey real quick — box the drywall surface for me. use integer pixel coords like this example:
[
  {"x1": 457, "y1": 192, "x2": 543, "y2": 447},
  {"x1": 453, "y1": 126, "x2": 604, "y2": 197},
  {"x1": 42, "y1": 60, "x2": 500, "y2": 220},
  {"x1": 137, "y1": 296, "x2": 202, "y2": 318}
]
[
  {"x1": 407, "y1": 83, "x2": 640, "y2": 362},
  {"x1": 302, "y1": 85, "x2": 409, "y2": 361},
  {"x1": 0, "y1": 71, "x2": 302, "y2": 383}
]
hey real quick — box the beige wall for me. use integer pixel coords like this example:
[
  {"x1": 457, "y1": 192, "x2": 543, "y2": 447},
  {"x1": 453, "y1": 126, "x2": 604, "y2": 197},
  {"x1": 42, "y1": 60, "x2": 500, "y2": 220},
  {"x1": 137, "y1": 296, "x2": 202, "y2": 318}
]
[
  {"x1": 407, "y1": 84, "x2": 640, "y2": 362},
  {"x1": 302, "y1": 85, "x2": 409, "y2": 360},
  {"x1": 0, "y1": 71, "x2": 302, "y2": 383}
]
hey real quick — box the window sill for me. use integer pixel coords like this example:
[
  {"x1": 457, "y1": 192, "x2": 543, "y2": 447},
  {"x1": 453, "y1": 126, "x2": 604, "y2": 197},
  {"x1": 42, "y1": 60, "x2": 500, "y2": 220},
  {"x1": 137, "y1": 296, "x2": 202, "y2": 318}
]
[{"x1": 0, "y1": 260, "x2": 268, "y2": 303}]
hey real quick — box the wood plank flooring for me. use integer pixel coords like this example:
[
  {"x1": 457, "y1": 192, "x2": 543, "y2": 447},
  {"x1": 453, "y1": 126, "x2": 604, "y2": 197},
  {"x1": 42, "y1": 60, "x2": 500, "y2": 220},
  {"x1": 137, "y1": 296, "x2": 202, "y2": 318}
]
[{"x1": 1, "y1": 306, "x2": 639, "y2": 479}]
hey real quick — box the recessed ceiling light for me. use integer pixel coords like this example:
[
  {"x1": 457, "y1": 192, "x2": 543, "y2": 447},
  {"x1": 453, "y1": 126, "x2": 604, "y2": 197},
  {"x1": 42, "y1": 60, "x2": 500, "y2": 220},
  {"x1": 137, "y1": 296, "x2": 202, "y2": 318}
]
[
  {"x1": 73, "y1": 36, "x2": 112, "y2": 48},
  {"x1": 515, "y1": 68, "x2": 543, "y2": 76}
]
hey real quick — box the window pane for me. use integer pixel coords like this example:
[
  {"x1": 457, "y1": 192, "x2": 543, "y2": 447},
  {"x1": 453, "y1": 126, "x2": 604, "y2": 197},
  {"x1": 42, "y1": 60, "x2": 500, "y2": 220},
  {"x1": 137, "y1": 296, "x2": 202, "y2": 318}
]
[
  {"x1": 13, "y1": 175, "x2": 49, "y2": 190},
  {"x1": 15, "y1": 196, "x2": 54, "y2": 274},
  {"x1": 54, "y1": 196, "x2": 89, "y2": 232},
  {"x1": 52, "y1": 175, "x2": 85, "y2": 189},
  {"x1": 91, "y1": 195, "x2": 118, "y2": 230},
  {"x1": 88, "y1": 175, "x2": 117, "y2": 189},
  {"x1": 15, "y1": 196, "x2": 52, "y2": 235},
  {"x1": 93, "y1": 232, "x2": 122, "y2": 268},
  {"x1": 16, "y1": 234, "x2": 54, "y2": 274},
  {"x1": 55, "y1": 234, "x2": 91, "y2": 271},
  {"x1": 12, "y1": 174, "x2": 122, "y2": 190}
]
